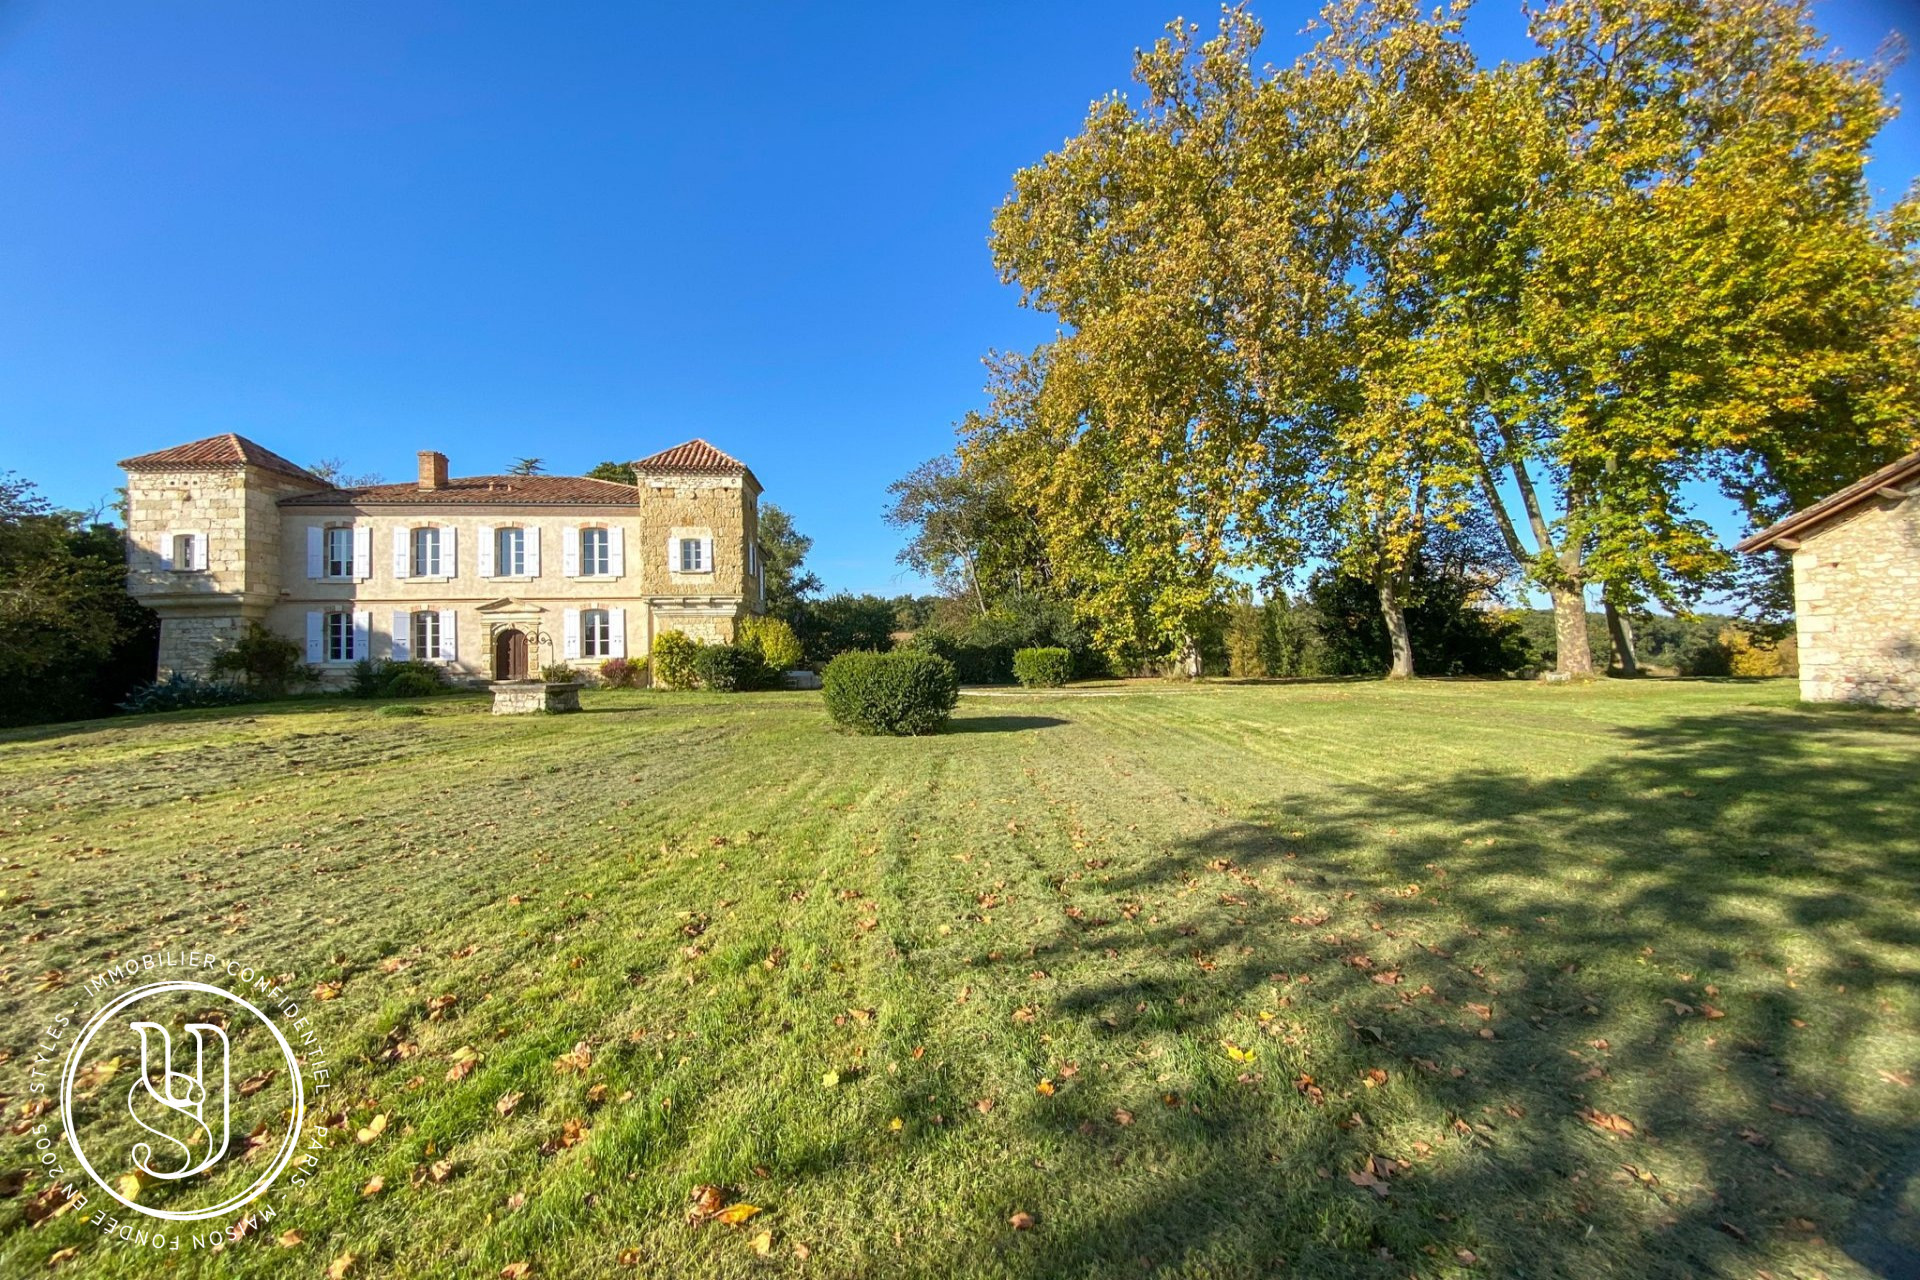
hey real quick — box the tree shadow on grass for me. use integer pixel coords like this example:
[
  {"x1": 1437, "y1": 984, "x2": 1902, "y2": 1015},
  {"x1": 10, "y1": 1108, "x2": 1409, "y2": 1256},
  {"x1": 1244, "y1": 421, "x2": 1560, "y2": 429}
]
[
  {"x1": 943, "y1": 715, "x2": 1072, "y2": 734},
  {"x1": 886, "y1": 705, "x2": 1920, "y2": 1278}
]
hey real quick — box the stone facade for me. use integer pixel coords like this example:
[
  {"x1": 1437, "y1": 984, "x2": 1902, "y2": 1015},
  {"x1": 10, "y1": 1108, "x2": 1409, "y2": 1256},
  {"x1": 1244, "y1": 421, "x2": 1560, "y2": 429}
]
[
  {"x1": 120, "y1": 435, "x2": 765, "y2": 687},
  {"x1": 1739, "y1": 448, "x2": 1920, "y2": 710},
  {"x1": 1788, "y1": 495, "x2": 1920, "y2": 708}
]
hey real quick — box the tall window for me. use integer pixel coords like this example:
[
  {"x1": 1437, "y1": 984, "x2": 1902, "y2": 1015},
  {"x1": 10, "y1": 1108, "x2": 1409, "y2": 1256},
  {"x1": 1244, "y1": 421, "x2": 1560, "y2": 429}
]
[
  {"x1": 580, "y1": 527, "x2": 610, "y2": 575},
  {"x1": 412, "y1": 610, "x2": 442, "y2": 660},
  {"x1": 582, "y1": 609, "x2": 611, "y2": 658},
  {"x1": 325, "y1": 611, "x2": 355, "y2": 662},
  {"x1": 496, "y1": 527, "x2": 525, "y2": 576},
  {"x1": 677, "y1": 537, "x2": 706, "y2": 573},
  {"x1": 411, "y1": 527, "x2": 442, "y2": 577},
  {"x1": 325, "y1": 527, "x2": 354, "y2": 579},
  {"x1": 171, "y1": 533, "x2": 201, "y2": 572}
]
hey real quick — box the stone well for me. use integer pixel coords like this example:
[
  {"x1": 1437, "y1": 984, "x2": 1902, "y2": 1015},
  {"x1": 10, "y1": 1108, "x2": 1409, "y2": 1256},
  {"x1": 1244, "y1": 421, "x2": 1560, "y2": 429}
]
[{"x1": 489, "y1": 681, "x2": 583, "y2": 715}]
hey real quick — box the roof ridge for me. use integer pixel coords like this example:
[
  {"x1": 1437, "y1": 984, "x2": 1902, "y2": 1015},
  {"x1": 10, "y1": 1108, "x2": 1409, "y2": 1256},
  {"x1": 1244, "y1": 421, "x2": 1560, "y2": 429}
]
[{"x1": 1736, "y1": 446, "x2": 1920, "y2": 552}]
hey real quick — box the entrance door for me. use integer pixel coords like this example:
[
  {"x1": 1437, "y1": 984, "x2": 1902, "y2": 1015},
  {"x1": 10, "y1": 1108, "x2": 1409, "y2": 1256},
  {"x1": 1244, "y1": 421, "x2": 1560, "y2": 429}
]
[{"x1": 493, "y1": 628, "x2": 528, "y2": 680}]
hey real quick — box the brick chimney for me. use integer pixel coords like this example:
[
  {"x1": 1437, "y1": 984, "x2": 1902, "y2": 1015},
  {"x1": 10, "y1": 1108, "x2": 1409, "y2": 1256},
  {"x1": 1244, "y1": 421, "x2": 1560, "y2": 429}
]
[{"x1": 418, "y1": 450, "x2": 448, "y2": 491}]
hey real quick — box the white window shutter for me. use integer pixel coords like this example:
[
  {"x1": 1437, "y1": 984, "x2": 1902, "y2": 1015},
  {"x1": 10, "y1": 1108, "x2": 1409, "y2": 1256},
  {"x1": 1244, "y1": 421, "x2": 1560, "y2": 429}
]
[
  {"x1": 352, "y1": 611, "x2": 371, "y2": 662},
  {"x1": 353, "y1": 526, "x2": 372, "y2": 580},
  {"x1": 393, "y1": 527, "x2": 410, "y2": 579},
  {"x1": 525, "y1": 526, "x2": 541, "y2": 576},
  {"x1": 157, "y1": 530, "x2": 177, "y2": 572},
  {"x1": 306, "y1": 527, "x2": 322, "y2": 579},
  {"x1": 562, "y1": 526, "x2": 580, "y2": 577},
  {"x1": 702, "y1": 537, "x2": 714, "y2": 573},
  {"x1": 305, "y1": 612, "x2": 323, "y2": 663},
  {"x1": 608, "y1": 526, "x2": 624, "y2": 577},
  {"x1": 439, "y1": 609, "x2": 457, "y2": 661},
  {"x1": 608, "y1": 607, "x2": 626, "y2": 658},
  {"x1": 563, "y1": 608, "x2": 581, "y2": 659},
  {"x1": 477, "y1": 525, "x2": 494, "y2": 577},
  {"x1": 391, "y1": 610, "x2": 411, "y2": 661},
  {"x1": 440, "y1": 526, "x2": 457, "y2": 576},
  {"x1": 665, "y1": 533, "x2": 678, "y2": 571}
]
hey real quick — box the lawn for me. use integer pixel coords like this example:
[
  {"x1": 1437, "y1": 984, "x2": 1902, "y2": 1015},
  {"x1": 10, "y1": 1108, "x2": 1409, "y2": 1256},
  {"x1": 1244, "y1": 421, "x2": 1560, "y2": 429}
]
[{"x1": 2, "y1": 679, "x2": 1917, "y2": 1279}]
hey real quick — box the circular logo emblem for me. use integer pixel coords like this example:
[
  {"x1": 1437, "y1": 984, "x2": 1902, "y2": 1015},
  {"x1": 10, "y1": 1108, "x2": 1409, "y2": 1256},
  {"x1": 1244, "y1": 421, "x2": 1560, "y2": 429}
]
[{"x1": 60, "y1": 979, "x2": 307, "y2": 1223}]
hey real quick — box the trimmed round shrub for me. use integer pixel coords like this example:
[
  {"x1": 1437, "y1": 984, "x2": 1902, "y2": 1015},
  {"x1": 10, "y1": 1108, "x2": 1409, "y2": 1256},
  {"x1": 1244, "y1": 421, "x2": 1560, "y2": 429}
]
[
  {"x1": 385, "y1": 670, "x2": 443, "y2": 698},
  {"x1": 822, "y1": 650, "x2": 959, "y2": 736},
  {"x1": 378, "y1": 703, "x2": 426, "y2": 718},
  {"x1": 690, "y1": 642, "x2": 766, "y2": 692},
  {"x1": 652, "y1": 631, "x2": 700, "y2": 690},
  {"x1": 1011, "y1": 646, "x2": 1072, "y2": 689}
]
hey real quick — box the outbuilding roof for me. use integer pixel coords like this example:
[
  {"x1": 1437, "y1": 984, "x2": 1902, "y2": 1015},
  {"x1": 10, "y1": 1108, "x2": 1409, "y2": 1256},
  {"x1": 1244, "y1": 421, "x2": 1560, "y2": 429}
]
[{"x1": 1735, "y1": 447, "x2": 1920, "y2": 552}]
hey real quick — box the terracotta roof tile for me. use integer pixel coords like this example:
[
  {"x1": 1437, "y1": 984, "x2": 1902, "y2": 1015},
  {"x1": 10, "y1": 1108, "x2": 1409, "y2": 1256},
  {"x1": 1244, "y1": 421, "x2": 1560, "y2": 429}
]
[
  {"x1": 633, "y1": 439, "x2": 748, "y2": 474},
  {"x1": 118, "y1": 433, "x2": 321, "y2": 482},
  {"x1": 279, "y1": 474, "x2": 640, "y2": 507},
  {"x1": 1735, "y1": 447, "x2": 1920, "y2": 552}
]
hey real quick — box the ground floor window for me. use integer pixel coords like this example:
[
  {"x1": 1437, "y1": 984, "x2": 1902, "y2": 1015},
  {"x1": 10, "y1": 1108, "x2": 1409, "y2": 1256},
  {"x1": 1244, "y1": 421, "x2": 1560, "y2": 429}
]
[
  {"x1": 412, "y1": 610, "x2": 442, "y2": 660},
  {"x1": 326, "y1": 611, "x2": 355, "y2": 662},
  {"x1": 583, "y1": 608, "x2": 611, "y2": 658}
]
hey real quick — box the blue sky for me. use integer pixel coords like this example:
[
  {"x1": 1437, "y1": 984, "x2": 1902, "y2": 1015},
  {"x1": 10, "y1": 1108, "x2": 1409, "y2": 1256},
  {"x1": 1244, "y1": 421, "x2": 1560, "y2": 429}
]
[{"x1": 2, "y1": 1, "x2": 1915, "y2": 597}]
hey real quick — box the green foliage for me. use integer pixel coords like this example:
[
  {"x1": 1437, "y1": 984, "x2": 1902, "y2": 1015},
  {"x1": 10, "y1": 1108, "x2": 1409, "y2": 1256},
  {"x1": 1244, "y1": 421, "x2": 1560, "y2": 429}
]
[
  {"x1": 1304, "y1": 561, "x2": 1533, "y2": 678},
  {"x1": 541, "y1": 662, "x2": 579, "y2": 684},
  {"x1": 792, "y1": 593, "x2": 899, "y2": 666},
  {"x1": 378, "y1": 703, "x2": 427, "y2": 718},
  {"x1": 1011, "y1": 647, "x2": 1071, "y2": 688},
  {"x1": 0, "y1": 474, "x2": 159, "y2": 725},
  {"x1": 758, "y1": 503, "x2": 822, "y2": 622},
  {"x1": 738, "y1": 614, "x2": 804, "y2": 671},
  {"x1": 822, "y1": 649, "x2": 959, "y2": 736},
  {"x1": 118, "y1": 674, "x2": 259, "y2": 715},
  {"x1": 907, "y1": 595, "x2": 1095, "y2": 684},
  {"x1": 208, "y1": 622, "x2": 316, "y2": 694},
  {"x1": 650, "y1": 631, "x2": 701, "y2": 690},
  {"x1": 509, "y1": 457, "x2": 545, "y2": 476},
  {"x1": 350, "y1": 659, "x2": 451, "y2": 698},
  {"x1": 1675, "y1": 635, "x2": 1735, "y2": 678},
  {"x1": 598, "y1": 656, "x2": 644, "y2": 688},
  {"x1": 585, "y1": 460, "x2": 638, "y2": 485},
  {"x1": 886, "y1": 454, "x2": 1054, "y2": 610},
  {"x1": 690, "y1": 642, "x2": 768, "y2": 693}
]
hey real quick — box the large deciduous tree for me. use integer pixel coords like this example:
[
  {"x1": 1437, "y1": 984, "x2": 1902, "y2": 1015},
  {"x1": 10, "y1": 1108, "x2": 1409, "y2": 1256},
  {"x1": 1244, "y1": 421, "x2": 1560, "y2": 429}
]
[{"x1": 962, "y1": 0, "x2": 1918, "y2": 678}]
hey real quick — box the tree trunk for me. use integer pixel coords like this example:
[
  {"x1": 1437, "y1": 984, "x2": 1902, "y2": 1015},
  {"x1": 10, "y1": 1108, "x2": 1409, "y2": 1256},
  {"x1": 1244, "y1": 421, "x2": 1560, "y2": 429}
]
[
  {"x1": 1604, "y1": 599, "x2": 1639, "y2": 677},
  {"x1": 1551, "y1": 585, "x2": 1596, "y2": 676},
  {"x1": 1378, "y1": 577, "x2": 1414, "y2": 679}
]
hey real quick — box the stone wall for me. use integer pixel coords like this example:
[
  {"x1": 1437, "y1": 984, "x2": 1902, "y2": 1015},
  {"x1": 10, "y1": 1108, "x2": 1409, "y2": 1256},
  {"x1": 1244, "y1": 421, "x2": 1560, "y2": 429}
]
[{"x1": 1790, "y1": 492, "x2": 1920, "y2": 708}]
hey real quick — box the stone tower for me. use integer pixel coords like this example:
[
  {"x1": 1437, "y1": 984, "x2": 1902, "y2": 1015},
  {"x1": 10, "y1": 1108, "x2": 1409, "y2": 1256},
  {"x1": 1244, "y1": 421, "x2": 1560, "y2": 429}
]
[{"x1": 119, "y1": 433, "x2": 328, "y2": 677}]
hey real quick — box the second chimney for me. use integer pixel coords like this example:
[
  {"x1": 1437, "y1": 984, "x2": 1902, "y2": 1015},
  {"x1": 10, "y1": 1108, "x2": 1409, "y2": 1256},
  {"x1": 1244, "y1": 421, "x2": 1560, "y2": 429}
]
[{"x1": 418, "y1": 450, "x2": 449, "y2": 491}]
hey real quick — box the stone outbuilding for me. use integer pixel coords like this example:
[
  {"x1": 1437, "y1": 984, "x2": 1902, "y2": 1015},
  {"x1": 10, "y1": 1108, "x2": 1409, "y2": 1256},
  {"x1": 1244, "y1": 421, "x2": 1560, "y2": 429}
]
[{"x1": 1736, "y1": 447, "x2": 1920, "y2": 709}]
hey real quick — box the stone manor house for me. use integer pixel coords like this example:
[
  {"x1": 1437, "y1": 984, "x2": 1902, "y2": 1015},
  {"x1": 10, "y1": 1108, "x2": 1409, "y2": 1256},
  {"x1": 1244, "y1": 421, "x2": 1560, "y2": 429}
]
[{"x1": 120, "y1": 433, "x2": 764, "y2": 685}]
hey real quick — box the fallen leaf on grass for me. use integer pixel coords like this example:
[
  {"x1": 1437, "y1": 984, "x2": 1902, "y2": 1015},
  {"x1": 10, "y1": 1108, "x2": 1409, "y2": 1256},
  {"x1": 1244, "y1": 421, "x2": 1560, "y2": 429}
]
[
  {"x1": 500, "y1": 1264, "x2": 533, "y2": 1279},
  {"x1": 1580, "y1": 1109, "x2": 1636, "y2": 1137},
  {"x1": 1035, "y1": 1079, "x2": 1056, "y2": 1097},
  {"x1": 47, "y1": 1247, "x2": 79, "y2": 1269},
  {"x1": 496, "y1": 1091, "x2": 524, "y2": 1117},
  {"x1": 1009, "y1": 1211, "x2": 1035, "y2": 1230},
  {"x1": 750, "y1": 1230, "x2": 773, "y2": 1256},
  {"x1": 355, "y1": 1114, "x2": 388, "y2": 1144},
  {"x1": 361, "y1": 1175, "x2": 385, "y2": 1196},
  {"x1": 1112, "y1": 1108, "x2": 1134, "y2": 1127},
  {"x1": 327, "y1": 1255, "x2": 357, "y2": 1279},
  {"x1": 715, "y1": 1204, "x2": 761, "y2": 1225},
  {"x1": 312, "y1": 981, "x2": 344, "y2": 1002}
]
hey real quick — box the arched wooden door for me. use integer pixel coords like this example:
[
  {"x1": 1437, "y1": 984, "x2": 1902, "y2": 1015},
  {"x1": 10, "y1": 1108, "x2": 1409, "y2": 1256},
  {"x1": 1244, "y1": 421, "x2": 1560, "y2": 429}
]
[{"x1": 493, "y1": 628, "x2": 528, "y2": 680}]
